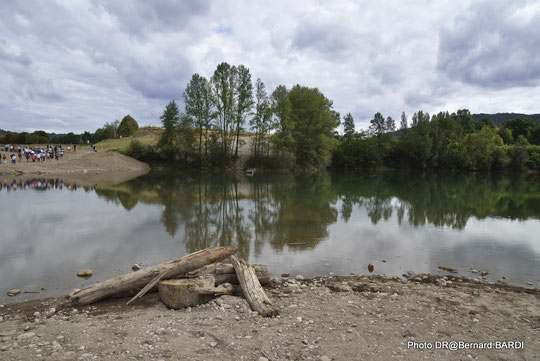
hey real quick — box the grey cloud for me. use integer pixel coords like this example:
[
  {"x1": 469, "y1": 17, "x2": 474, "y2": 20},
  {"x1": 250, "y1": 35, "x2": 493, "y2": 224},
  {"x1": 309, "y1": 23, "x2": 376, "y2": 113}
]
[
  {"x1": 0, "y1": 39, "x2": 31, "y2": 66},
  {"x1": 96, "y1": 1, "x2": 212, "y2": 36},
  {"x1": 437, "y1": 1, "x2": 540, "y2": 88},
  {"x1": 293, "y1": 19, "x2": 353, "y2": 57}
]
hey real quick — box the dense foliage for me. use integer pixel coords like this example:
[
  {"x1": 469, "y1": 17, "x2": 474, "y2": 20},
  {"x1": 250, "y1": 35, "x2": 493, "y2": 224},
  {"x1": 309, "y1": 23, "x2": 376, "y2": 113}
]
[
  {"x1": 117, "y1": 115, "x2": 139, "y2": 137},
  {"x1": 333, "y1": 110, "x2": 540, "y2": 171},
  {"x1": 141, "y1": 62, "x2": 340, "y2": 170}
]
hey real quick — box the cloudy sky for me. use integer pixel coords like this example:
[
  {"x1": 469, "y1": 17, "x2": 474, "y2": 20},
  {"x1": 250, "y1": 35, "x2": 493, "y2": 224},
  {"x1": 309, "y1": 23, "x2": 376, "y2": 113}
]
[{"x1": 1, "y1": 0, "x2": 539, "y2": 133}]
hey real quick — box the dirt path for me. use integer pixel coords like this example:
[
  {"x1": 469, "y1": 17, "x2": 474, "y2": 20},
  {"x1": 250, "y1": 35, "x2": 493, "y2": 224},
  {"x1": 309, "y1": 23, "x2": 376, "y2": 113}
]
[
  {"x1": 0, "y1": 150, "x2": 149, "y2": 184},
  {"x1": 1, "y1": 274, "x2": 538, "y2": 360}
]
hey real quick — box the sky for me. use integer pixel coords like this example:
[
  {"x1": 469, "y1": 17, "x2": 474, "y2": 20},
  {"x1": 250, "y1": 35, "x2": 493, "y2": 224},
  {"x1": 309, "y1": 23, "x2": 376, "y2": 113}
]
[{"x1": 1, "y1": 0, "x2": 539, "y2": 133}]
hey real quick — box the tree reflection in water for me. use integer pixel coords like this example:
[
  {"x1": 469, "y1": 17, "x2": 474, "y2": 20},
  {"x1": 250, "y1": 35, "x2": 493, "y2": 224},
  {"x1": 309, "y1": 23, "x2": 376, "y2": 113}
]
[{"x1": 93, "y1": 170, "x2": 540, "y2": 256}]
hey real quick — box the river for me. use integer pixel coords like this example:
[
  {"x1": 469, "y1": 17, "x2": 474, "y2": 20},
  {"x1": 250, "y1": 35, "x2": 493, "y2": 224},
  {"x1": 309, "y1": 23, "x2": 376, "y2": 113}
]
[{"x1": 1, "y1": 170, "x2": 539, "y2": 303}]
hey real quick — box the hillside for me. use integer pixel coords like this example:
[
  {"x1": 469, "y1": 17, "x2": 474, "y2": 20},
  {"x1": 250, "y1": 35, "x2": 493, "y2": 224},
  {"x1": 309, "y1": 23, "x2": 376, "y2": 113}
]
[{"x1": 472, "y1": 113, "x2": 540, "y2": 125}]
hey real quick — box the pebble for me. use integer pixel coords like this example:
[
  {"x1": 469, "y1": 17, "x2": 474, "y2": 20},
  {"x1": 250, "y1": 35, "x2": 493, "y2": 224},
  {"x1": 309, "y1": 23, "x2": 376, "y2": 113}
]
[
  {"x1": 77, "y1": 269, "x2": 93, "y2": 278},
  {"x1": 296, "y1": 317, "x2": 303, "y2": 322},
  {"x1": 436, "y1": 279, "x2": 447, "y2": 287},
  {"x1": 281, "y1": 273, "x2": 290, "y2": 277},
  {"x1": 209, "y1": 341, "x2": 217, "y2": 347},
  {"x1": 368, "y1": 264, "x2": 374, "y2": 273},
  {"x1": 320, "y1": 356, "x2": 331, "y2": 361},
  {"x1": 259, "y1": 358, "x2": 269, "y2": 361},
  {"x1": 33, "y1": 312, "x2": 41, "y2": 318},
  {"x1": 7, "y1": 289, "x2": 21, "y2": 296},
  {"x1": 17, "y1": 332, "x2": 35, "y2": 341},
  {"x1": 0, "y1": 316, "x2": 3, "y2": 322},
  {"x1": 132, "y1": 264, "x2": 141, "y2": 271},
  {"x1": 527, "y1": 282, "x2": 533, "y2": 286},
  {"x1": 295, "y1": 275, "x2": 304, "y2": 280}
]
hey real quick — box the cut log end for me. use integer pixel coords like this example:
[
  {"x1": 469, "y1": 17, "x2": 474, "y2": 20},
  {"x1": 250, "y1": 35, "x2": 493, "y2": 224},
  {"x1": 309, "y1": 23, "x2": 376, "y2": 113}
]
[{"x1": 158, "y1": 276, "x2": 233, "y2": 309}]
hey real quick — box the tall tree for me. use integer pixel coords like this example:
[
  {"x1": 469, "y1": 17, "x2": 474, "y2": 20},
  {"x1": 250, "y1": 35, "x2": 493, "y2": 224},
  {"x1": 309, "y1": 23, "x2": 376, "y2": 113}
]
[
  {"x1": 343, "y1": 113, "x2": 355, "y2": 140},
  {"x1": 250, "y1": 78, "x2": 273, "y2": 159},
  {"x1": 369, "y1": 112, "x2": 386, "y2": 136},
  {"x1": 386, "y1": 116, "x2": 396, "y2": 132},
  {"x1": 400, "y1": 112, "x2": 408, "y2": 130},
  {"x1": 270, "y1": 85, "x2": 294, "y2": 156},
  {"x1": 159, "y1": 100, "x2": 180, "y2": 147},
  {"x1": 184, "y1": 74, "x2": 214, "y2": 157},
  {"x1": 211, "y1": 62, "x2": 236, "y2": 157},
  {"x1": 233, "y1": 65, "x2": 254, "y2": 158},
  {"x1": 288, "y1": 85, "x2": 340, "y2": 168}
]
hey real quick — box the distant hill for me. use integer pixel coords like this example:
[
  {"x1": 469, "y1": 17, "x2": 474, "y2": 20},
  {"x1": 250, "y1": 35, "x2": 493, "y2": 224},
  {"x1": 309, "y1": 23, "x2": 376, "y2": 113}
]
[
  {"x1": 472, "y1": 113, "x2": 540, "y2": 126},
  {"x1": 0, "y1": 129, "x2": 6, "y2": 135}
]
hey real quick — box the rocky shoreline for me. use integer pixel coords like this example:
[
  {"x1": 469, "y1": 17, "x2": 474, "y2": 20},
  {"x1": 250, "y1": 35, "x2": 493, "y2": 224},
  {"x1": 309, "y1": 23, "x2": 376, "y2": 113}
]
[{"x1": 1, "y1": 273, "x2": 539, "y2": 360}]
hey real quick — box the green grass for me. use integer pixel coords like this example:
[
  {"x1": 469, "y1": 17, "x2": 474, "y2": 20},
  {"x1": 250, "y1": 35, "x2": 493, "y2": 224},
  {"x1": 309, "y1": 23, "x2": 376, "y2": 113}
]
[{"x1": 95, "y1": 133, "x2": 159, "y2": 153}]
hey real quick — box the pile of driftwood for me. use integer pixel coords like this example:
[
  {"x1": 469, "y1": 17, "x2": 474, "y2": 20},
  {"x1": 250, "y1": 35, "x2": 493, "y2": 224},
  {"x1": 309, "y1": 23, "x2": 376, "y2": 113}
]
[{"x1": 67, "y1": 247, "x2": 279, "y2": 317}]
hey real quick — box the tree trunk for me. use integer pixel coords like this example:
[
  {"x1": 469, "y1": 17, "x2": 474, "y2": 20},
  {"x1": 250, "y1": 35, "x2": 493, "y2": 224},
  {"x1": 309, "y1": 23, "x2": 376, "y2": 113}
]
[
  {"x1": 231, "y1": 256, "x2": 279, "y2": 317},
  {"x1": 188, "y1": 263, "x2": 270, "y2": 286},
  {"x1": 158, "y1": 275, "x2": 233, "y2": 309},
  {"x1": 68, "y1": 247, "x2": 237, "y2": 305}
]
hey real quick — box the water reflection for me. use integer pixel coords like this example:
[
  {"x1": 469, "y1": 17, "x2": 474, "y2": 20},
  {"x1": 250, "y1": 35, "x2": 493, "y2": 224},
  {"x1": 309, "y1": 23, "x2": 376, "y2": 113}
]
[
  {"x1": 95, "y1": 170, "x2": 540, "y2": 254},
  {"x1": 0, "y1": 178, "x2": 95, "y2": 192},
  {"x1": 1, "y1": 171, "x2": 539, "y2": 302}
]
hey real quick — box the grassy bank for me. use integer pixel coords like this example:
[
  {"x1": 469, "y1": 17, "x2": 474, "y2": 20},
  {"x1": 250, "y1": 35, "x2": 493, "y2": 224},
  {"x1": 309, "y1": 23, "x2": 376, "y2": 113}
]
[{"x1": 94, "y1": 128, "x2": 162, "y2": 153}]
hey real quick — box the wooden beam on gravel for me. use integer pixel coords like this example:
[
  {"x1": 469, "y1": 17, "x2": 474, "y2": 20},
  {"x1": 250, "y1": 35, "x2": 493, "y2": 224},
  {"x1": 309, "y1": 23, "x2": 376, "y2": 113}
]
[{"x1": 231, "y1": 255, "x2": 279, "y2": 317}]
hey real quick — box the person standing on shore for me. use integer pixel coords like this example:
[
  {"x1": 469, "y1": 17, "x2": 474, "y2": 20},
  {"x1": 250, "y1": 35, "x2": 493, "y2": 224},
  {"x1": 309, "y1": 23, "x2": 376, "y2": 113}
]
[{"x1": 11, "y1": 153, "x2": 16, "y2": 165}]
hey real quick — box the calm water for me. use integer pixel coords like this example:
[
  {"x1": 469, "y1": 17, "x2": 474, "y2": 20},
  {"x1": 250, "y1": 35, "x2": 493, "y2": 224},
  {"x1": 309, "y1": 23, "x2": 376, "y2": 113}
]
[{"x1": 1, "y1": 170, "x2": 539, "y2": 303}]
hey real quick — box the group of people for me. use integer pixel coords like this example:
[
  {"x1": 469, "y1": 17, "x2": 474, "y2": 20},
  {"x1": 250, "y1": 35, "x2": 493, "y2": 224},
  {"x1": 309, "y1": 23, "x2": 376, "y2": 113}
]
[{"x1": 1, "y1": 144, "x2": 72, "y2": 165}]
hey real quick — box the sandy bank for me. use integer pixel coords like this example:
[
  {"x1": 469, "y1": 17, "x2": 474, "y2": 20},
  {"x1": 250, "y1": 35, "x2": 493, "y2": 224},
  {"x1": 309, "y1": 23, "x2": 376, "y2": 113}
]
[
  {"x1": 0, "y1": 151, "x2": 150, "y2": 185},
  {"x1": 1, "y1": 274, "x2": 538, "y2": 360}
]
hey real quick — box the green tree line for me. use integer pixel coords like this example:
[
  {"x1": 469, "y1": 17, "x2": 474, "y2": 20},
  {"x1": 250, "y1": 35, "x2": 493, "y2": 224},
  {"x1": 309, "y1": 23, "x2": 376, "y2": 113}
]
[
  {"x1": 333, "y1": 110, "x2": 540, "y2": 171},
  {"x1": 0, "y1": 115, "x2": 139, "y2": 145},
  {"x1": 130, "y1": 62, "x2": 340, "y2": 170}
]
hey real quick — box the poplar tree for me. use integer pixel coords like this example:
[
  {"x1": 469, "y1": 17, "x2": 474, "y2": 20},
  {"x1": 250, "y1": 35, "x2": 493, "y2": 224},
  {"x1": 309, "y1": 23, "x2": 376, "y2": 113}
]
[{"x1": 343, "y1": 113, "x2": 355, "y2": 140}]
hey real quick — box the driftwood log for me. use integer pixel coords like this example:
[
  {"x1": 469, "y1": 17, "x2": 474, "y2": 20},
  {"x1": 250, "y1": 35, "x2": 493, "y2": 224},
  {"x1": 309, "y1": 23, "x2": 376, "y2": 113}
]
[
  {"x1": 68, "y1": 247, "x2": 237, "y2": 305},
  {"x1": 189, "y1": 263, "x2": 271, "y2": 286},
  {"x1": 231, "y1": 255, "x2": 279, "y2": 317},
  {"x1": 158, "y1": 275, "x2": 233, "y2": 309}
]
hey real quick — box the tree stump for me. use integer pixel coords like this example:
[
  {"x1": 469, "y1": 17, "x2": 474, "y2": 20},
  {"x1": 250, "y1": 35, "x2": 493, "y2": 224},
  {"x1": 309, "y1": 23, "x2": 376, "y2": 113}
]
[
  {"x1": 231, "y1": 256, "x2": 279, "y2": 317},
  {"x1": 158, "y1": 275, "x2": 233, "y2": 310}
]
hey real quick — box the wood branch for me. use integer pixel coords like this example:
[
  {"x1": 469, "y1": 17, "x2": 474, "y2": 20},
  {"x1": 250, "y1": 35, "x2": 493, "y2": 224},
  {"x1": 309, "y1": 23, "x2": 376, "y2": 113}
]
[
  {"x1": 188, "y1": 263, "x2": 271, "y2": 286},
  {"x1": 127, "y1": 247, "x2": 237, "y2": 305},
  {"x1": 68, "y1": 246, "x2": 237, "y2": 305},
  {"x1": 231, "y1": 255, "x2": 279, "y2": 317}
]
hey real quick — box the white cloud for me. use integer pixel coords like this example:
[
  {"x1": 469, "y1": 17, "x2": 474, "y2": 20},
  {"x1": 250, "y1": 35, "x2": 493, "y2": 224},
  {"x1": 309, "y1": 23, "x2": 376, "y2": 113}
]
[{"x1": 0, "y1": 0, "x2": 538, "y2": 133}]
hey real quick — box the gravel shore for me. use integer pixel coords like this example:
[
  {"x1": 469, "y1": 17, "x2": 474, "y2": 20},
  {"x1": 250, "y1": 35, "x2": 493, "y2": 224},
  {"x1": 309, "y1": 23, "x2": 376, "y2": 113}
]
[{"x1": 1, "y1": 274, "x2": 539, "y2": 360}]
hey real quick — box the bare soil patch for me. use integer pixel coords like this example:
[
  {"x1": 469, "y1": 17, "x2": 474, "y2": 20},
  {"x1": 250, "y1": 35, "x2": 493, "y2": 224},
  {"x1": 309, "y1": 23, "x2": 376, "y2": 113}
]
[{"x1": 0, "y1": 151, "x2": 149, "y2": 185}]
